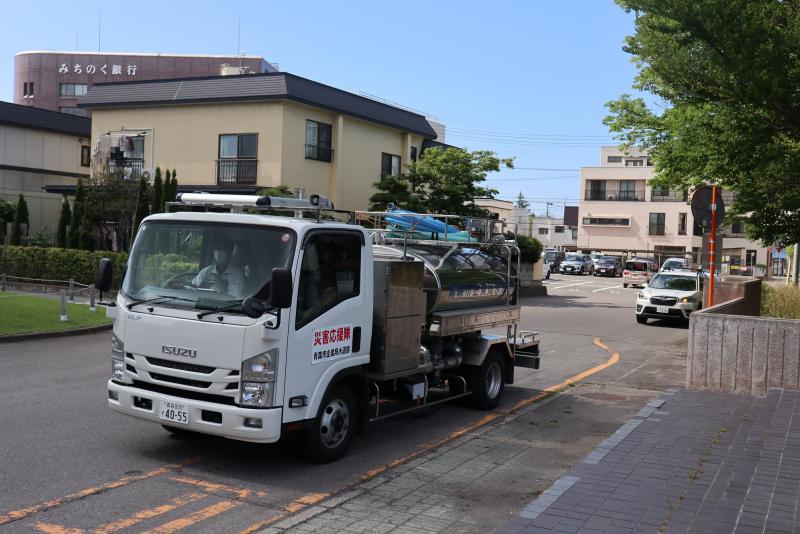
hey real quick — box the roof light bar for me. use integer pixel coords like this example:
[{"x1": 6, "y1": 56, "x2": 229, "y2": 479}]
[{"x1": 175, "y1": 192, "x2": 333, "y2": 209}]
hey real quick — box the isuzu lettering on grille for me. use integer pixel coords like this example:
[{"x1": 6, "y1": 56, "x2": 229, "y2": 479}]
[{"x1": 162, "y1": 345, "x2": 197, "y2": 358}]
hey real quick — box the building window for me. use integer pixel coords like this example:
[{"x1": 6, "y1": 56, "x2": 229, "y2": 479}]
[
  {"x1": 296, "y1": 231, "x2": 362, "y2": 329},
  {"x1": 217, "y1": 133, "x2": 258, "y2": 184},
  {"x1": 23, "y1": 82, "x2": 34, "y2": 98},
  {"x1": 305, "y1": 120, "x2": 333, "y2": 162},
  {"x1": 678, "y1": 213, "x2": 687, "y2": 235},
  {"x1": 731, "y1": 219, "x2": 745, "y2": 234},
  {"x1": 538, "y1": 228, "x2": 549, "y2": 235},
  {"x1": 381, "y1": 153, "x2": 401, "y2": 177},
  {"x1": 649, "y1": 213, "x2": 666, "y2": 235},
  {"x1": 554, "y1": 226, "x2": 565, "y2": 233},
  {"x1": 619, "y1": 180, "x2": 637, "y2": 201},
  {"x1": 607, "y1": 156, "x2": 622, "y2": 163},
  {"x1": 80, "y1": 146, "x2": 90, "y2": 167},
  {"x1": 746, "y1": 250, "x2": 757, "y2": 267},
  {"x1": 625, "y1": 159, "x2": 643, "y2": 166},
  {"x1": 59, "y1": 107, "x2": 90, "y2": 117},
  {"x1": 59, "y1": 83, "x2": 88, "y2": 97},
  {"x1": 411, "y1": 146, "x2": 418, "y2": 162},
  {"x1": 582, "y1": 217, "x2": 630, "y2": 226},
  {"x1": 587, "y1": 180, "x2": 606, "y2": 201}
]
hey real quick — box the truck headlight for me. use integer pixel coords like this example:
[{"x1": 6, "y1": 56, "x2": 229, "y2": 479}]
[
  {"x1": 240, "y1": 350, "x2": 278, "y2": 407},
  {"x1": 111, "y1": 333, "x2": 126, "y2": 382},
  {"x1": 680, "y1": 296, "x2": 695, "y2": 304}
]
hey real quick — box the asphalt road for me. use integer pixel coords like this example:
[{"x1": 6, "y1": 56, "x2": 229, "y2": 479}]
[{"x1": 0, "y1": 274, "x2": 688, "y2": 533}]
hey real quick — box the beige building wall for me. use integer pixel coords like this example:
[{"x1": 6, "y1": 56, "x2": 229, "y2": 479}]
[
  {"x1": 89, "y1": 102, "x2": 285, "y2": 187},
  {"x1": 89, "y1": 101, "x2": 426, "y2": 211},
  {"x1": 0, "y1": 123, "x2": 88, "y2": 236}
]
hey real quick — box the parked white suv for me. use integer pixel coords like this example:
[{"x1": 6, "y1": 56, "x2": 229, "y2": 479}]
[
  {"x1": 660, "y1": 257, "x2": 689, "y2": 272},
  {"x1": 635, "y1": 271, "x2": 703, "y2": 325}
]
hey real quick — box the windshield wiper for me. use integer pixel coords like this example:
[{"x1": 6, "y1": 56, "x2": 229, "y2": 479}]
[
  {"x1": 196, "y1": 299, "x2": 245, "y2": 319},
  {"x1": 127, "y1": 295, "x2": 195, "y2": 310}
]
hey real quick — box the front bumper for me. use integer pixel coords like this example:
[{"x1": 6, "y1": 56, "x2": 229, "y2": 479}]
[
  {"x1": 107, "y1": 380, "x2": 283, "y2": 443},
  {"x1": 560, "y1": 265, "x2": 584, "y2": 274},
  {"x1": 635, "y1": 302, "x2": 694, "y2": 320}
]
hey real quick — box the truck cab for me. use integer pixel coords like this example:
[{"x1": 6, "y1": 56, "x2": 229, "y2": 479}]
[{"x1": 104, "y1": 193, "x2": 539, "y2": 462}]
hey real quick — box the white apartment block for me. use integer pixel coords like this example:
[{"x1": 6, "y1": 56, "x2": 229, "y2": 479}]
[
  {"x1": 531, "y1": 216, "x2": 577, "y2": 250},
  {"x1": 577, "y1": 147, "x2": 772, "y2": 275}
]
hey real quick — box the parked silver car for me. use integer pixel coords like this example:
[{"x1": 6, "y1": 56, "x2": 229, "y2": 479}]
[{"x1": 559, "y1": 253, "x2": 593, "y2": 275}]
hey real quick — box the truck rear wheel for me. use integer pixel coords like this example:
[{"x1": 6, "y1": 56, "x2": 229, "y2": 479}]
[
  {"x1": 305, "y1": 385, "x2": 357, "y2": 463},
  {"x1": 469, "y1": 351, "x2": 505, "y2": 410}
]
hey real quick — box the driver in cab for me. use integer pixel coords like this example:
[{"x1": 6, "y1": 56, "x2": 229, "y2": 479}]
[{"x1": 192, "y1": 236, "x2": 244, "y2": 297}]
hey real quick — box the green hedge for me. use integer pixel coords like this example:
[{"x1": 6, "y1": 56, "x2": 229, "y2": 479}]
[{"x1": 0, "y1": 246, "x2": 128, "y2": 289}]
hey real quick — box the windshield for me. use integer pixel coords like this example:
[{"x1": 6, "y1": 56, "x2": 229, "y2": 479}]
[
  {"x1": 565, "y1": 253, "x2": 582, "y2": 261},
  {"x1": 648, "y1": 274, "x2": 697, "y2": 291},
  {"x1": 544, "y1": 251, "x2": 557, "y2": 261},
  {"x1": 626, "y1": 261, "x2": 648, "y2": 271},
  {"x1": 598, "y1": 257, "x2": 618, "y2": 265},
  {"x1": 662, "y1": 260, "x2": 685, "y2": 270},
  {"x1": 122, "y1": 221, "x2": 296, "y2": 311}
]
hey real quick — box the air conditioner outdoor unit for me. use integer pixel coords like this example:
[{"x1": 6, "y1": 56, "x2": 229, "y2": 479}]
[{"x1": 607, "y1": 194, "x2": 615, "y2": 200}]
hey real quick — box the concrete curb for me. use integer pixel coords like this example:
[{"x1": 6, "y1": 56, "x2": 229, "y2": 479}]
[{"x1": 0, "y1": 323, "x2": 112, "y2": 343}]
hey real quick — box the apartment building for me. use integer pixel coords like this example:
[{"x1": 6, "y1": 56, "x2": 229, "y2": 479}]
[
  {"x1": 77, "y1": 72, "x2": 439, "y2": 211},
  {"x1": 531, "y1": 214, "x2": 578, "y2": 251},
  {"x1": 578, "y1": 147, "x2": 770, "y2": 274}
]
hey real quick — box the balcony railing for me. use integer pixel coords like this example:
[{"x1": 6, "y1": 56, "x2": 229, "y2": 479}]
[
  {"x1": 109, "y1": 158, "x2": 144, "y2": 180},
  {"x1": 584, "y1": 188, "x2": 646, "y2": 201},
  {"x1": 216, "y1": 159, "x2": 257, "y2": 185},
  {"x1": 650, "y1": 190, "x2": 688, "y2": 202},
  {"x1": 305, "y1": 144, "x2": 333, "y2": 162}
]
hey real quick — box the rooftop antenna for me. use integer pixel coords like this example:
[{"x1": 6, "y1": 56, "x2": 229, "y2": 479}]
[
  {"x1": 75, "y1": 26, "x2": 79, "y2": 51},
  {"x1": 97, "y1": 8, "x2": 102, "y2": 52},
  {"x1": 237, "y1": 13, "x2": 241, "y2": 56}
]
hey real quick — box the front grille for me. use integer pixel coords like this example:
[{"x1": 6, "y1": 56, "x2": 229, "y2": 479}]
[
  {"x1": 149, "y1": 372, "x2": 211, "y2": 389},
  {"x1": 650, "y1": 296, "x2": 678, "y2": 306},
  {"x1": 131, "y1": 380, "x2": 238, "y2": 406},
  {"x1": 146, "y1": 356, "x2": 215, "y2": 374}
]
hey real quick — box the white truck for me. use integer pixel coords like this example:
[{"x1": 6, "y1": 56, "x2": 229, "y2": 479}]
[{"x1": 101, "y1": 193, "x2": 540, "y2": 462}]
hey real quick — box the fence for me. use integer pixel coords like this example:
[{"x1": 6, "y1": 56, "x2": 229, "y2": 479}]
[{"x1": 0, "y1": 273, "x2": 114, "y2": 301}]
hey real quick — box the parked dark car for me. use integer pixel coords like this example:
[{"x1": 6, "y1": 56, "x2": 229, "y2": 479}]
[
  {"x1": 593, "y1": 256, "x2": 623, "y2": 277},
  {"x1": 543, "y1": 249, "x2": 565, "y2": 272}
]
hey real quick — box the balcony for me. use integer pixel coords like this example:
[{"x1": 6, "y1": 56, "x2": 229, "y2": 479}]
[
  {"x1": 305, "y1": 144, "x2": 333, "y2": 163},
  {"x1": 584, "y1": 188, "x2": 645, "y2": 201},
  {"x1": 109, "y1": 158, "x2": 144, "y2": 180},
  {"x1": 650, "y1": 189, "x2": 688, "y2": 202},
  {"x1": 216, "y1": 159, "x2": 257, "y2": 185}
]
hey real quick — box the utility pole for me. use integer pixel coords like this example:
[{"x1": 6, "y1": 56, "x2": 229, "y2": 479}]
[
  {"x1": 545, "y1": 202, "x2": 553, "y2": 218},
  {"x1": 793, "y1": 243, "x2": 800, "y2": 286}
]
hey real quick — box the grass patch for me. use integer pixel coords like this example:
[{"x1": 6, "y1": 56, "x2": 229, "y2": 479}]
[
  {"x1": 761, "y1": 284, "x2": 800, "y2": 319},
  {"x1": 0, "y1": 292, "x2": 110, "y2": 336}
]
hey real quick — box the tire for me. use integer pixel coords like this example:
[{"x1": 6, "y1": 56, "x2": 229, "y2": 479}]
[
  {"x1": 623, "y1": 283, "x2": 628, "y2": 288},
  {"x1": 545, "y1": 270, "x2": 551, "y2": 280},
  {"x1": 636, "y1": 315, "x2": 648, "y2": 324},
  {"x1": 305, "y1": 385, "x2": 357, "y2": 463},
  {"x1": 469, "y1": 351, "x2": 506, "y2": 410}
]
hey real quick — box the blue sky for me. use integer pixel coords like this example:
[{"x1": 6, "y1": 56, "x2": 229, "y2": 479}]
[{"x1": 0, "y1": 1, "x2": 638, "y2": 217}]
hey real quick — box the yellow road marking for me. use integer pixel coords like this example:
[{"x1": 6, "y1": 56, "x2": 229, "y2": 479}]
[
  {"x1": 0, "y1": 457, "x2": 203, "y2": 527},
  {"x1": 284, "y1": 492, "x2": 329, "y2": 512},
  {"x1": 168, "y1": 476, "x2": 267, "y2": 499},
  {"x1": 93, "y1": 493, "x2": 206, "y2": 534},
  {"x1": 33, "y1": 524, "x2": 84, "y2": 534},
  {"x1": 238, "y1": 513, "x2": 286, "y2": 534},
  {"x1": 141, "y1": 500, "x2": 241, "y2": 534}
]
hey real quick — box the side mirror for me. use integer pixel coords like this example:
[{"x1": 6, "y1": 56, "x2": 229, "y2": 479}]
[
  {"x1": 270, "y1": 268, "x2": 293, "y2": 309},
  {"x1": 97, "y1": 258, "x2": 113, "y2": 292},
  {"x1": 241, "y1": 297, "x2": 267, "y2": 319}
]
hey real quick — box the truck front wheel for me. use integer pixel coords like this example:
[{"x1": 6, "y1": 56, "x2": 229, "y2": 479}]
[
  {"x1": 305, "y1": 385, "x2": 357, "y2": 463},
  {"x1": 469, "y1": 351, "x2": 505, "y2": 410}
]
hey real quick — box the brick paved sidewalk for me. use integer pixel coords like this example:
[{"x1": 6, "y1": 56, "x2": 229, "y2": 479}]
[{"x1": 499, "y1": 388, "x2": 800, "y2": 533}]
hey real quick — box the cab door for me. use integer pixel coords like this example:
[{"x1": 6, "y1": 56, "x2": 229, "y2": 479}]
[{"x1": 282, "y1": 230, "x2": 372, "y2": 423}]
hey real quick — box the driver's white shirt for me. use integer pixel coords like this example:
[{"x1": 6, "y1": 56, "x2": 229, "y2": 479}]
[{"x1": 192, "y1": 264, "x2": 244, "y2": 298}]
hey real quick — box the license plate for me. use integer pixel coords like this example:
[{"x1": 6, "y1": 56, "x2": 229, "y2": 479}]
[
  {"x1": 656, "y1": 306, "x2": 669, "y2": 314},
  {"x1": 600, "y1": 269, "x2": 606, "y2": 273},
  {"x1": 159, "y1": 401, "x2": 188, "y2": 425},
  {"x1": 567, "y1": 267, "x2": 573, "y2": 271}
]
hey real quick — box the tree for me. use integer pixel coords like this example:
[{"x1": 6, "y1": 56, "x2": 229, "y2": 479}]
[
  {"x1": 369, "y1": 175, "x2": 423, "y2": 212},
  {"x1": 56, "y1": 196, "x2": 72, "y2": 248},
  {"x1": 68, "y1": 178, "x2": 86, "y2": 249},
  {"x1": 151, "y1": 167, "x2": 163, "y2": 215},
  {"x1": 604, "y1": 0, "x2": 800, "y2": 245},
  {"x1": 257, "y1": 185, "x2": 294, "y2": 198},
  {"x1": 369, "y1": 147, "x2": 511, "y2": 216},
  {"x1": 163, "y1": 169, "x2": 178, "y2": 207},
  {"x1": 132, "y1": 176, "x2": 150, "y2": 240},
  {"x1": 10, "y1": 194, "x2": 28, "y2": 246},
  {"x1": 0, "y1": 197, "x2": 14, "y2": 243},
  {"x1": 516, "y1": 192, "x2": 530, "y2": 209},
  {"x1": 78, "y1": 207, "x2": 95, "y2": 251}
]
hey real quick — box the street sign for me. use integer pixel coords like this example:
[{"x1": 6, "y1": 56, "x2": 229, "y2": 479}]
[{"x1": 691, "y1": 186, "x2": 726, "y2": 226}]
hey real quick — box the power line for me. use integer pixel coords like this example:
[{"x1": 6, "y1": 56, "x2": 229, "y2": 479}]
[
  {"x1": 512, "y1": 166, "x2": 579, "y2": 172},
  {"x1": 447, "y1": 127, "x2": 614, "y2": 140}
]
